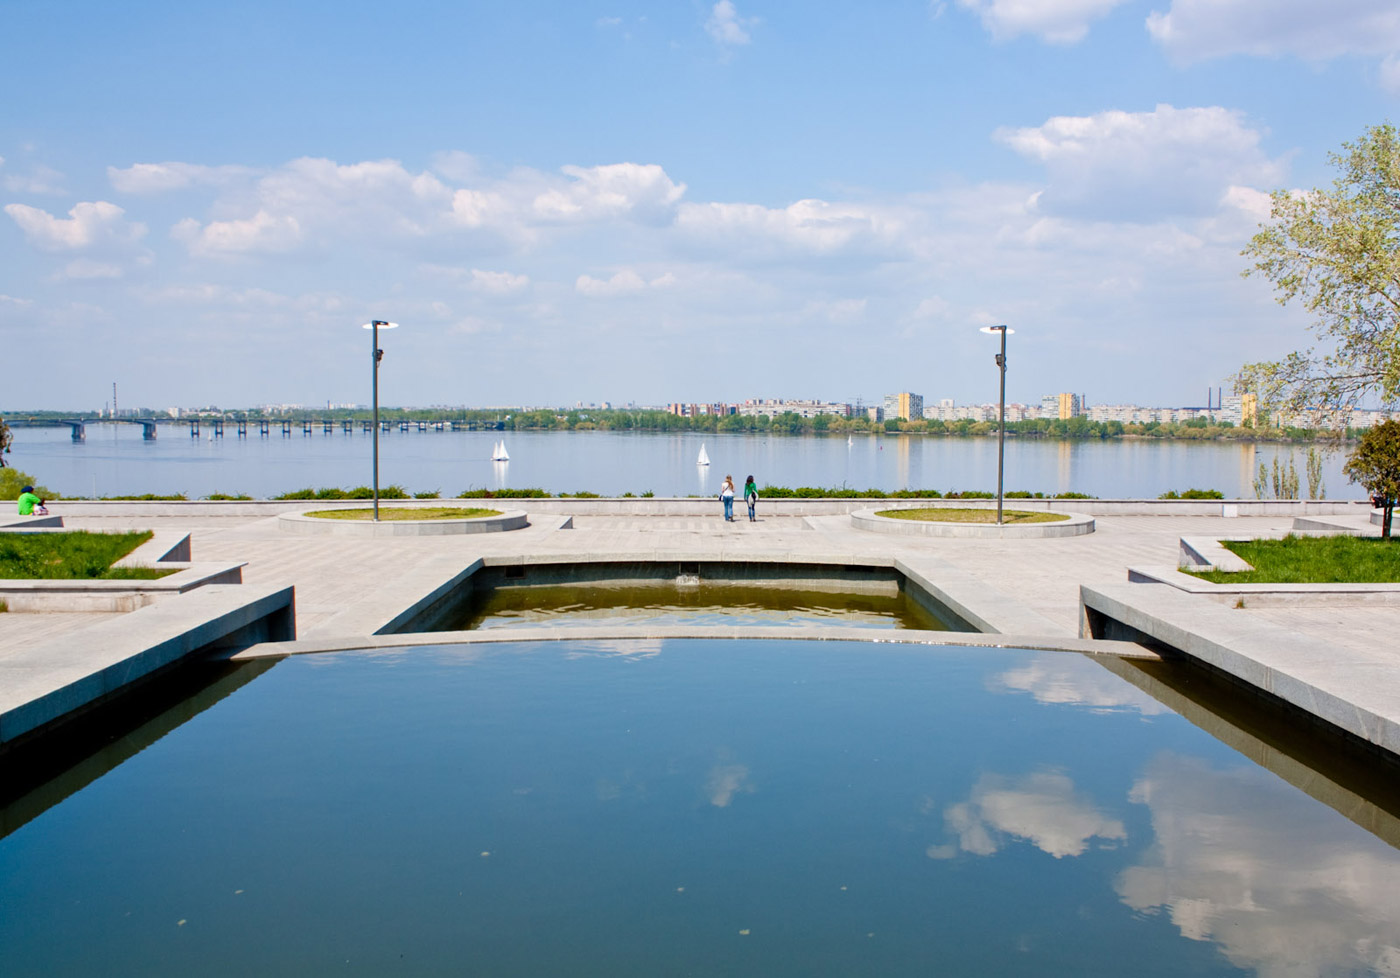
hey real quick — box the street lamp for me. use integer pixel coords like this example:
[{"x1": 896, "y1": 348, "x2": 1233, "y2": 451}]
[
  {"x1": 979, "y1": 325, "x2": 1014, "y2": 525},
  {"x1": 361, "y1": 320, "x2": 399, "y2": 521}
]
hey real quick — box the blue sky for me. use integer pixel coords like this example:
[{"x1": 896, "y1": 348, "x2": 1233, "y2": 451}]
[{"x1": 4, "y1": 0, "x2": 1399, "y2": 411}]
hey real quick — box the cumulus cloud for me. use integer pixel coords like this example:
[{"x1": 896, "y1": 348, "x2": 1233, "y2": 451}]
[
  {"x1": 468, "y1": 269, "x2": 530, "y2": 294},
  {"x1": 957, "y1": 0, "x2": 1130, "y2": 44},
  {"x1": 534, "y1": 163, "x2": 686, "y2": 224},
  {"x1": 172, "y1": 210, "x2": 302, "y2": 256},
  {"x1": 4, "y1": 200, "x2": 147, "y2": 251},
  {"x1": 1146, "y1": 0, "x2": 1400, "y2": 63},
  {"x1": 993, "y1": 653, "x2": 1171, "y2": 714},
  {"x1": 676, "y1": 197, "x2": 904, "y2": 254},
  {"x1": 3, "y1": 163, "x2": 66, "y2": 195},
  {"x1": 1118, "y1": 753, "x2": 1400, "y2": 976},
  {"x1": 705, "y1": 1, "x2": 755, "y2": 46},
  {"x1": 937, "y1": 770, "x2": 1127, "y2": 859},
  {"x1": 995, "y1": 104, "x2": 1285, "y2": 221},
  {"x1": 576, "y1": 269, "x2": 678, "y2": 297},
  {"x1": 108, "y1": 161, "x2": 255, "y2": 194},
  {"x1": 706, "y1": 763, "x2": 754, "y2": 807}
]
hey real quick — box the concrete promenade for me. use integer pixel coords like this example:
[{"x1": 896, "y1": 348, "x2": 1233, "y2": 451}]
[{"x1": 3, "y1": 502, "x2": 1398, "y2": 754}]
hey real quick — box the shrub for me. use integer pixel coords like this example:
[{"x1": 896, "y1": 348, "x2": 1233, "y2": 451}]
[
  {"x1": 414, "y1": 489, "x2": 442, "y2": 499},
  {"x1": 1158, "y1": 488, "x2": 1224, "y2": 500},
  {"x1": 205, "y1": 493, "x2": 253, "y2": 500},
  {"x1": 1052, "y1": 491, "x2": 1094, "y2": 499},
  {"x1": 456, "y1": 488, "x2": 551, "y2": 499},
  {"x1": 0, "y1": 468, "x2": 56, "y2": 501}
]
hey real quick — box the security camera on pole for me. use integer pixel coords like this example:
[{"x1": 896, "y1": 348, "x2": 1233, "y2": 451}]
[
  {"x1": 361, "y1": 320, "x2": 399, "y2": 521},
  {"x1": 979, "y1": 325, "x2": 1013, "y2": 525}
]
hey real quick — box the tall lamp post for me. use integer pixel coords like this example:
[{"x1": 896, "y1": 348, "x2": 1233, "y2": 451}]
[
  {"x1": 361, "y1": 320, "x2": 399, "y2": 521},
  {"x1": 979, "y1": 325, "x2": 1013, "y2": 525}
]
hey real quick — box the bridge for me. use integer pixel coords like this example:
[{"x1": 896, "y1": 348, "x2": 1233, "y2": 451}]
[{"x1": 57, "y1": 419, "x2": 159, "y2": 441}]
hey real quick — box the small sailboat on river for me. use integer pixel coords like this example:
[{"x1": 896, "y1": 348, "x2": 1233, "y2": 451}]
[
  {"x1": 491, "y1": 439, "x2": 510, "y2": 462},
  {"x1": 697, "y1": 443, "x2": 710, "y2": 466}
]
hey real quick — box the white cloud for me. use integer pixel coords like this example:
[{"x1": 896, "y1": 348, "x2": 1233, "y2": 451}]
[
  {"x1": 995, "y1": 104, "x2": 1285, "y2": 220},
  {"x1": 706, "y1": 763, "x2": 754, "y2": 807},
  {"x1": 1118, "y1": 753, "x2": 1400, "y2": 976},
  {"x1": 108, "y1": 162, "x2": 254, "y2": 194},
  {"x1": 939, "y1": 770, "x2": 1127, "y2": 859},
  {"x1": 705, "y1": 1, "x2": 755, "y2": 46},
  {"x1": 534, "y1": 163, "x2": 686, "y2": 224},
  {"x1": 957, "y1": 0, "x2": 1130, "y2": 44},
  {"x1": 0, "y1": 293, "x2": 33, "y2": 306},
  {"x1": 172, "y1": 209, "x2": 302, "y2": 256},
  {"x1": 59, "y1": 259, "x2": 124, "y2": 280},
  {"x1": 994, "y1": 653, "x2": 1171, "y2": 714},
  {"x1": 3, "y1": 163, "x2": 66, "y2": 195},
  {"x1": 1146, "y1": 0, "x2": 1400, "y2": 63},
  {"x1": 4, "y1": 200, "x2": 147, "y2": 251},
  {"x1": 677, "y1": 197, "x2": 904, "y2": 254},
  {"x1": 469, "y1": 269, "x2": 530, "y2": 294},
  {"x1": 577, "y1": 269, "x2": 648, "y2": 296}
]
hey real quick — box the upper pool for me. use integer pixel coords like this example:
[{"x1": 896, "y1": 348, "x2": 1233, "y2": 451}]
[{"x1": 2, "y1": 639, "x2": 1397, "y2": 977}]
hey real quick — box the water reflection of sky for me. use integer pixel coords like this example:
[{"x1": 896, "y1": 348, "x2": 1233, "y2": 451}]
[{"x1": 1, "y1": 640, "x2": 1396, "y2": 977}]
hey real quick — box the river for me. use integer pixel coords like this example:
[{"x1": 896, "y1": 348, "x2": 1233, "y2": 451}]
[{"x1": 5, "y1": 424, "x2": 1362, "y2": 500}]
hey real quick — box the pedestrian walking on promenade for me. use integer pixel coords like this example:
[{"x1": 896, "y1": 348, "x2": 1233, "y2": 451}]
[
  {"x1": 720, "y1": 475, "x2": 736, "y2": 522},
  {"x1": 744, "y1": 475, "x2": 758, "y2": 522}
]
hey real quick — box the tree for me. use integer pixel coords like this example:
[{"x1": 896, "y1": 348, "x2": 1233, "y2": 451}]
[
  {"x1": 1238, "y1": 124, "x2": 1400, "y2": 420},
  {"x1": 1345, "y1": 420, "x2": 1400, "y2": 538},
  {"x1": 0, "y1": 417, "x2": 10, "y2": 467}
]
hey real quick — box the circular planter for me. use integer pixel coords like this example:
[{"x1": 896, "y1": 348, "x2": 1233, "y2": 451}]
[
  {"x1": 851, "y1": 508, "x2": 1094, "y2": 538},
  {"x1": 279, "y1": 508, "x2": 528, "y2": 536}
]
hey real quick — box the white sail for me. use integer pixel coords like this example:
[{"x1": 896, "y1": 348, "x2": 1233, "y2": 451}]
[
  {"x1": 492, "y1": 439, "x2": 510, "y2": 461},
  {"x1": 847, "y1": 434, "x2": 853, "y2": 447},
  {"x1": 697, "y1": 443, "x2": 710, "y2": 466}
]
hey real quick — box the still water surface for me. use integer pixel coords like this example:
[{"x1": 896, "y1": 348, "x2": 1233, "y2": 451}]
[
  {"x1": 2, "y1": 639, "x2": 1397, "y2": 976},
  {"x1": 10, "y1": 424, "x2": 1362, "y2": 499},
  {"x1": 436, "y1": 582, "x2": 950, "y2": 631}
]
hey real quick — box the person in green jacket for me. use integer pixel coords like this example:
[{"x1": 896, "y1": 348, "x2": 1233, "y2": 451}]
[{"x1": 17, "y1": 486, "x2": 47, "y2": 516}]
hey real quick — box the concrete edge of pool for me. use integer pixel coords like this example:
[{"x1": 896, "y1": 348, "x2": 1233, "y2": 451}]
[{"x1": 223, "y1": 625, "x2": 1161, "y2": 660}]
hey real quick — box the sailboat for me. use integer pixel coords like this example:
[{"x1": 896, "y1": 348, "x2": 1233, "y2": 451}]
[
  {"x1": 847, "y1": 434, "x2": 853, "y2": 447},
  {"x1": 696, "y1": 443, "x2": 710, "y2": 466},
  {"x1": 491, "y1": 439, "x2": 510, "y2": 461}
]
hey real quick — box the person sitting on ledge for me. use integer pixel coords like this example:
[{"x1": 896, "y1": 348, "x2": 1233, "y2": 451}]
[{"x1": 17, "y1": 486, "x2": 48, "y2": 516}]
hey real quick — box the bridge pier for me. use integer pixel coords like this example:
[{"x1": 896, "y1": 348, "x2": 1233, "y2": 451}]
[
  {"x1": 189, "y1": 420, "x2": 200, "y2": 438},
  {"x1": 63, "y1": 420, "x2": 85, "y2": 441},
  {"x1": 139, "y1": 421, "x2": 157, "y2": 440}
]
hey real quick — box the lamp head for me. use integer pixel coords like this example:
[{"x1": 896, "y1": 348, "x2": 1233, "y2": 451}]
[
  {"x1": 979, "y1": 324, "x2": 1014, "y2": 335},
  {"x1": 361, "y1": 321, "x2": 400, "y2": 330}
]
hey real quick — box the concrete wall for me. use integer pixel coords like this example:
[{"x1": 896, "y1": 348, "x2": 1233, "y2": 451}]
[{"x1": 37, "y1": 497, "x2": 1376, "y2": 519}]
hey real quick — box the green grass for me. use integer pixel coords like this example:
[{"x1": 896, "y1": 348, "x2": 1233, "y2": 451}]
[
  {"x1": 303, "y1": 507, "x2": 502, "y2": 521},
  {"x1": 0, "y1": 531, "x2": 173, "y2": 579},
  {"x1": 1186, "y1": 534, "x2": 1400, "y2": 583},
  {"x1": 874, "y1": 508, "x2": 1070, "y2": 524}
]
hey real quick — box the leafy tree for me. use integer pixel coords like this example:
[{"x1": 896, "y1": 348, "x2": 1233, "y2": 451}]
[
  {"x1": 0, "y1": 417, "x2": 10, "y2": 467},
  {"x1": 1239, "y1": 124, "x2": 1400, "y2": 420},
  {"x1": 1344, "y1": 420, "x2": 1400, "y2": 538}
]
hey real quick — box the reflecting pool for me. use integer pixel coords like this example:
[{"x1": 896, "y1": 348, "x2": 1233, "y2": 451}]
[
  {"x1": 434, "y1": 581, "x2": 952, "y2": 631},
  {"x1": 2, "y1": 640, "x2": 1398, "y2": 977}
]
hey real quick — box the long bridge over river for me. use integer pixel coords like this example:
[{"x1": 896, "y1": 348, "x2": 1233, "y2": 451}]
[{"x1": 12, "y1": 418, "x2": 507, "y2": 441}]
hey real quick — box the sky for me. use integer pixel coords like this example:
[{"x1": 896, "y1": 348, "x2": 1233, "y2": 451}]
[{"x1": 3, "y1": 0, "x2": 1399, "y2": 412}]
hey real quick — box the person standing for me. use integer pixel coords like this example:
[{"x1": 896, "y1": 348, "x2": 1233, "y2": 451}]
[
  {"x1": 744, "y1": 475, "x2": 758, "y2": 522},
  {"x1": 720, "y1": 474, "x2": 736, "y2": 522}
]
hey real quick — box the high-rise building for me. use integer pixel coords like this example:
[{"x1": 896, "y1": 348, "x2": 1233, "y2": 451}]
[
  {"x1": 1042, "y1": 393, "x2": 1082, "y2": 420},
  {"x1": 884, "y1": 392, "x2": 924, "y2": 422}
]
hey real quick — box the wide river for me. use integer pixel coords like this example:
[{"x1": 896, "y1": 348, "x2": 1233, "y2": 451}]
[{"x1": 7, "y1": 424, "x2": 1363, "y2": 500}]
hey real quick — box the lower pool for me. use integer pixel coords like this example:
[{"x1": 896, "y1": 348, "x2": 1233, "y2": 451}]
[{"x1": 2, "y1": 639, "x2": 1397, "y2": 977}]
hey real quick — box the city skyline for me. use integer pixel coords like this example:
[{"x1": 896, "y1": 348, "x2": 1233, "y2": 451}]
[{"x1": 4, "y1": 2, "x2": 1399, "y2": 409}]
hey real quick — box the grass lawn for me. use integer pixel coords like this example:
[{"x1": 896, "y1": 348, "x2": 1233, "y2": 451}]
[
  {"x1": 1186, "y1": 534, "x2": 1400, "y2": 583},
  {"x1": 0, "y1": 531, "x2": 172, "y2": 580},
  {"x1": 304, "y1": 506, "x2": 502, "y2": 521},
  {"x1": 874, "y1": 508, "x2": 1069, "y2": 524}
]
